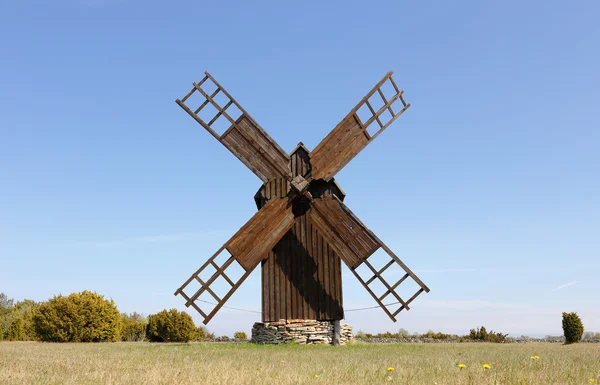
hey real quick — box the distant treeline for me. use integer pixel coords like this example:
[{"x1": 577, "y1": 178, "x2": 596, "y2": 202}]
[
  {"x1": 2, "y1": 291, "x2": 597, "y2": 344},
  {"x1": 355, "y1": 327, "x2": 510, "y2": 343}
]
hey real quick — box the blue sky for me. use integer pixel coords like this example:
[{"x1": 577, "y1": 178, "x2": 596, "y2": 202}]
[{"x1": 1, "y1": 0, "x2": 598, "y2": 337}]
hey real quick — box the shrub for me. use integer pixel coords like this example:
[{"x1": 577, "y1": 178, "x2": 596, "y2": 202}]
[
  {"x1": 596, "y1": 332, "x2": 600, "y2": 340},
  {"x1": 33, "y1": 291, "x2": 122, "y2": 342},
  {"x1": 467, "y1": 326, "x2": 508, "y2": 343},
  {"x1": 562, "y1": 312, "x2": 584, "y2": 344},
  {"x1": 234, "y1": 331, "x2": 247, "y2": 340},
  {"x1": 146, "y1": 309, "x2": 196, "y2": 342},
  {"x1": 121, "y1": 312, "x2": 147, "y2": 342}
]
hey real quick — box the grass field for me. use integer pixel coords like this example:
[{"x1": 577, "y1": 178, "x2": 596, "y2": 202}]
[{"x1": 1, "y1": 341, "x2": 599, "y2": 384}]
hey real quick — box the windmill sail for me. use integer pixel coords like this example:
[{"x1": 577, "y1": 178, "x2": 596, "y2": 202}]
[
  {"x1": 309, "y1": 195, "x2": 429, "y2": 322},
  {"x1": 309, "y1": 71, "x2": 410, "y2": 182},
  {"x1": 176, "y1": 72, "x2": 291, "y2": 182}
]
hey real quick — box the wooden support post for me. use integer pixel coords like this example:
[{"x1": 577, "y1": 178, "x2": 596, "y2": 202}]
[{"x1": 333, "y1": 320, "x2": 341, "y2": 346}]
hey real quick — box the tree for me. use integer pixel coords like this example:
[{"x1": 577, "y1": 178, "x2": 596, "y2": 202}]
[
  {"x1": 146, "y1": 309, "x2": 196, "y2": 342},
  {"x1": 562, "y1": 312, "x2": 584, "y2": 344},
  {"x1": 33, "y1": 291, "x2": 122, "y2": 342},
  {"x1": 121, "y1": 312, "x2": 147, "y2": 342},
  {"x1": 0, "y1": 293, "x2": 15, "y2": 340},
  {"x1": 398, "y1": 328, "x2": 410, "y2": 337}
]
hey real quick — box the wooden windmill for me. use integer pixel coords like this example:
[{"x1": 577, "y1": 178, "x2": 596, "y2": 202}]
[{"x1": 174, "y1": 71, "x2": 430, "y2": 325}]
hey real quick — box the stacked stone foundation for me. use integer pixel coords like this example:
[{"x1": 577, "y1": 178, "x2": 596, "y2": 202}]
[{"x1": 251, "y1": 319, "x2": 353, "y2": 345}]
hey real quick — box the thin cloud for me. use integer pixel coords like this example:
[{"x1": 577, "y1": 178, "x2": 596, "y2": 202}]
[{"x1": 553, "y1": 281, "x2": 577, "y2": 291}]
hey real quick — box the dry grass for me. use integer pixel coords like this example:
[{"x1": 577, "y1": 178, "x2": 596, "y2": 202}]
[{"x1": 1, "y1": 341, "x2": 599, "y2": 384}]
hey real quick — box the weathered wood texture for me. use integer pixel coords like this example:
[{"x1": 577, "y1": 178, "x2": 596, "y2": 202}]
[
  {"x1": 261, "y1": 220, "x2": 344, "y2": 321},
  {"x1": 226, "y1": 197, "x2": 295, "y2": 271},
  {"x1": 310, "y1": 72, "x2": 410, "y2": 182},
  {"x1": 260, "y1": 146, "x2": 344, "y2": 321},
  {"x1": 176, "y1": 72, "x2": 291, "y2": 182},
  {"x1": 309, "y1": 195, "x2": 379, "y2": 269},
  {"x1": 309, "y1": 195, "x2": 430, "y2": 322}
]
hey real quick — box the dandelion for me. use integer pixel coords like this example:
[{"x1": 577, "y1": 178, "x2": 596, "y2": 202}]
[
  {"x1": 314, "y1": 375, "x2": 319, "y2": 379},
  {"x1": 458, "y1": 363, "x2": 465, "y2": 369},
  {"x1": 531, "y1": 355, "x2": 540, "y2": 360},
  {"x1": 483, "y1": 364, "x2": 491, "y2": 370},
  {"x1": 590, "y1": 379, "x2": 595, "y2": 383},
  {"x1": 387, "y1": 367, "x2": 394, "y2": 372}
]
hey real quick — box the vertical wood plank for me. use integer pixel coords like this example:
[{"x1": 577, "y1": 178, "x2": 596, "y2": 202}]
[
  {"x1": 323, "y1": 242, "x2": 331, "y2": 319},
  {"x1": 269, "y1": 250, "x2": 275, "y2": 321}
]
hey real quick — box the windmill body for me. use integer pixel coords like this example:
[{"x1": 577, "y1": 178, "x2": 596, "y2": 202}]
[{"x1": 173, "y1": 71, "x2": 430, "y2": 328}]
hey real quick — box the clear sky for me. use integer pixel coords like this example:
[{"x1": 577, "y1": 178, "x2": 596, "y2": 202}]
[{"x1": 1, "y1": 0, "x2": 599, "y2": 337}]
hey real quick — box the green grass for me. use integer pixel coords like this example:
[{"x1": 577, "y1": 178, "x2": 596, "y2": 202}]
[{"x1": 1, "y1": 341, "x2": 599, "y2": 384}]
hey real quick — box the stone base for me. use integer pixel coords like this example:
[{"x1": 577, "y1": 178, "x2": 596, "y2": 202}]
[{"x1": 251, "y1": 319, "x2": 353, "y2": 345}]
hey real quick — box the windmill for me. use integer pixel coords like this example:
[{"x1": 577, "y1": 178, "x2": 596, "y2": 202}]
[{"x1": 174, "y1": 71, "x2": 430, "y2": 330}]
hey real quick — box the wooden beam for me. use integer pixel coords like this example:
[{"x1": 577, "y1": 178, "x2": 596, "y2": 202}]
[
  {"x1": 377, "y1": 88, "x2": 395, "y2": 118},
  {"x1": 180, "y1": 75, "x2": 208, "y2": 103},
  {"x1": 365, "y1": 259, "x2": 395, "y2": 285},
  {"x1": 194, "y1": 88, "x2": 221, "y2": 115},
  {"x1": 379, "y1": 273, "x2": 410, "y2": 302},
  {"x1": 362, "y1": 259, "x2": 410, "y2": 310},
  {"x1": 207, "y1": 100, "x2": 233, "y2": 127},
  {"x1": 349, "y1": 266, "x2": 396, "y2": 322},
  {"x1": 175, "y1": 99, "x2": 221, "y2": 141},
  {"x1": 362, "y1": 91, "x2": 403, "y2": 129}
]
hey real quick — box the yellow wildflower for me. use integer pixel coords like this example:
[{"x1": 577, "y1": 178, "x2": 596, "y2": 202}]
[
  {"x1": 590, "y1": 379, "x2": 595, "y2": 383},
  {"x1": 458, "y1": 363, "x2": 465, "y2": 369},
  {"x1": 387, "y1": 367, "x2": 394, "y2": 372},
  {"x1": 314, "y1": 375, "x2": 319, "y2": 379},
  {"x1": 280, "y1": 360, "x2": 285, "y2": 363},
  {"x1": 483, "y1": 364, "x2": 491, "y2": 369},
  {"x1": 531, "y1": 355, "x2": 539, "y2": 360}
]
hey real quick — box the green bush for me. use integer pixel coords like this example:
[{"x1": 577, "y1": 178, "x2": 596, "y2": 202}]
[
  {"x1": 33, "y1": 291, "x2": 122, "y2": 342},
  {"x1": 234, "y1": 331, "x2": 247, "y2": 340},
  {"x1": 467, "y1": 326, "x2": 508, "y2": 343},
  {"x1": 121, "y1": 312, "x2": 147, "y2": 342},
  {"x1": 146, "y1": 309, "x2": 196, "y2": 342},
  {"x1": 0, "y1": 295, "x2": 40, "y2": 341},
  {"x1": 562, "y1": 312, "x2": 584, "y2": 344}
]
